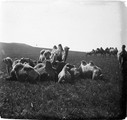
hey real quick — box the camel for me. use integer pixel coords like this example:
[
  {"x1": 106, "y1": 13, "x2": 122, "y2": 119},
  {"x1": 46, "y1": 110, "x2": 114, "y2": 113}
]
[
  {"x1": 50, "y1": 45, "x2": 58, "y2": 64},
  {"x1": 36, "y1": 60, "x2": 57, "y2": 82},
  {"x1": 38, "y1": 49, "x2": 46, "y2": 62},
  {"x1": 20, "y1": 57, "x2": 35, "y2": 67},
  {"x1": 51, "y1": 44, "x2": 63, "y2": 62},
  {"x1": 79, "y1": 60, "x2": 103, "y2": 80},
  {"x1": 3, "y1": 57, "x2": 13, "y2": 75},
  {"x1": 62, "y1": 46, "x2": 70, "y2": 62},
  {"x1": 39, "y1": 50, "x2": 51, "y2": 63},
  {"x1": 58, "y1": 63, "x2": 72, "y2": 83},
  {"x1": 10, "y1": 63, "x2": 40, "y2": 83},
  {"x1": 69, "y1": 66, "x2": 81, "y2": 80},
  {"x1": 51, "y1": 44, "x2": 70, "y2": 64}
]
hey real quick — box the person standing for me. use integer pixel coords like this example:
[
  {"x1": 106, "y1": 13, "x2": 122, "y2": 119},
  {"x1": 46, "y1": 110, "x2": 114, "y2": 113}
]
[
  {"x1": 119, "y1": 45, "x2": 127, "y2": 73},
  {"x1": 118, "y1": 45, "x2": 127, "y2": 118}
]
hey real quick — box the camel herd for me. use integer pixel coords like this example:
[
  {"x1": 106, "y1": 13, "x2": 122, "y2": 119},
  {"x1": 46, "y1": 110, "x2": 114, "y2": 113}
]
[
  {"x1": 2, "y1": 44, "x2": 103, "y2": 84},
  {"x1": 86, "y1": 47, "x2": 118, "y2": 56}
]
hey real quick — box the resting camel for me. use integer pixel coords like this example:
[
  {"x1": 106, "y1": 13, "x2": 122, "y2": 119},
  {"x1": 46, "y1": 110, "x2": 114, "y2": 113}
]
[
  {"x1": 39, "y1": 50, "x2": 51, "y2": 63},
  {"x1": 12, "y1": 59, "x2": 20, "y2": 67},
  {"x1": 34, "y1": 63, "x2": 45, "y2": 70},
  {"x1": 51, "y1": 44, "x2": 70, "y2": 64},
  {"x1": 52, "y1": 60, "x2": 74, "y2": 75},
  {"x1": 58, "y1": 63, "x2": 72, "y2": 83},
  {"x1": 10, "y1": 63, "x2": 26, "y2": 81},
  {"x1": 57, "y1": 44, "x2": 64, "y2": 61},
  {"x1": 51, "y1": 44, "x2": 63, "y2": 62},
  {"x1": 20, "y1": 57, "x2": 35, "y2": 67},
  {"x1": 23, "y1": 63, "x2": 40, "y2": 83},
  {"x1": 36, "y1": 60, "x2": 57, "y2": 82},
  {"x1": 52, "y1": 61, "x2": 66, "y2": 74},
  {"x1": 38, "y1": 49, "x2": 45, "y2": 62},
  {"x1": 69, "y1": 66, "x2": 81, "y2": 80},
  {"x1": 50, "y1": 45, "x2": 58, "y2": 64},
  {"x1": 79, "y1": 60, "x2": 103, "y2": 80},
  {"x1": 50, "y1": 45, "x2": 57, "y2": 58},
  {"x1": 9, "y1": 63, "x2": 40, "y2": 83},
  {"x1": 3, "y1": 57, "x2": 13, "y2": 75}
]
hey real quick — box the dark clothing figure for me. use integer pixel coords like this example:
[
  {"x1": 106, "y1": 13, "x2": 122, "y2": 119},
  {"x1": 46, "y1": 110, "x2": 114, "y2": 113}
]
[
  {"x1": 119, "y1": 45, "x2": 127, "y2": 118},
  {"x1": 119, "y1": 45, "x2": 127, "y2": 73}
]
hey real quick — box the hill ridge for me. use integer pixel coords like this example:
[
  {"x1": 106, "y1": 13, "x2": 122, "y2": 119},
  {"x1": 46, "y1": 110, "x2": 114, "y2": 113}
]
[{"x1": 0, "y1": 42, "x2": 85, "y2": 61}]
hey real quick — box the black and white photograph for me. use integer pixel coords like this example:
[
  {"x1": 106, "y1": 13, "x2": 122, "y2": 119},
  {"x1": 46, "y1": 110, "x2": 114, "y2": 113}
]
[{"x1": 0, "y1": 0, "x2": 127, "y2": 119}]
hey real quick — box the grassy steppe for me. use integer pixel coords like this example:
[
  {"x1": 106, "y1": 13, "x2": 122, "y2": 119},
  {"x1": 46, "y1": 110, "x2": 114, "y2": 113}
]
[{"x1": 0, "y1": 42, "x2": 123, "y2": 119}]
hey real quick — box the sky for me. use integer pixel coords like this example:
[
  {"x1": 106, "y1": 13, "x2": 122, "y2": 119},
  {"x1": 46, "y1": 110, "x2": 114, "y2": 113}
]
[{"x1": 0, "y1": 0, "x2": 127, "y2": 52}]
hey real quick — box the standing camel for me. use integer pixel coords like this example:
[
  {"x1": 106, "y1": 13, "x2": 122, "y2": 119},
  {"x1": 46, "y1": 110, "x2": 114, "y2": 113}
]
[{"x1": 62, "y1": 46, "x2": 70, "y2": 62}]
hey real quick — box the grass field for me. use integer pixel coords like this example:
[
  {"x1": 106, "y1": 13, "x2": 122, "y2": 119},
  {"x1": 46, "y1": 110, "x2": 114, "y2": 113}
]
[{"x1": 0, "y1": 42, "x2": 124, "y2": 119}]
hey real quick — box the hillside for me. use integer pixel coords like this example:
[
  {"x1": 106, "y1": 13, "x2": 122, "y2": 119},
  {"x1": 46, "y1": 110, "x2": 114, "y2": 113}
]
[
  {"x1": 0, "y1": 42, "x2": 85, "y2": 62},
  {"x1": 0, "y1": 42, "x2": 47, "y2": 60}
]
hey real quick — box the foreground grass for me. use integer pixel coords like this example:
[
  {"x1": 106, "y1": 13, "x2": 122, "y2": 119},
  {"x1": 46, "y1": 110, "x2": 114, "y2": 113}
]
[{"x1": 0, "y1": 74, "x2": 121, "y2": 119}]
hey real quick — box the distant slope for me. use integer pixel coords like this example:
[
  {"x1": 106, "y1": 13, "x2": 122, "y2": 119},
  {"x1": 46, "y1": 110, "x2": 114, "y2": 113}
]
[
  {"x1": 0, "y1": 42, "x2": 44, "y2": 60},
  {"x1": 0, "y1": 42, "x2": 86, "y2": 61}
]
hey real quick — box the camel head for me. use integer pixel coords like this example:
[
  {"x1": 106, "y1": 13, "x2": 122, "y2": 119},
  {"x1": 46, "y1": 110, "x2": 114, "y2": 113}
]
[
  {"x1": 53, "y1": 45, "x2": 57, "y2": 49},
  {"x1": 64, "y1": 46, "x2": 70, "y2": 51},
  {"x1": 40, "y1": 49, "x2": 45, "y2": 55},
  {"x1": 58, "y1": 44, "x2": 63, "y2": 51},
  {"x1": 44, "y1": 50, "x2": 51, "y2": 59}
]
